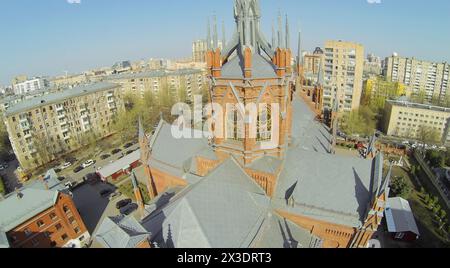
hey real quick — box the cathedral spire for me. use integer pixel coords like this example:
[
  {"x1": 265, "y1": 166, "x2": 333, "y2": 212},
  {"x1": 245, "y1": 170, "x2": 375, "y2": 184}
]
[
  {"x1": 297, "y1": 28, "x2": 302, "y2": 65},
  {"x1": 285, "y1": 15, "x2": 290, "y2": 49},
  {"x1": 272, "y1": 21, "x2": 276, "y2": 49},
  {"x1": 277, "y1": 11, "x2": 283, "y2": 48},
  {"x1": 222, "y1": 20, "x2": 226, "y2": 49},
  {"x1": 207, "y1": 17, "x2": 211, "y2": 50},
  {"x1": 213, "y1": 14, "x2": 218, "y2": 49}
]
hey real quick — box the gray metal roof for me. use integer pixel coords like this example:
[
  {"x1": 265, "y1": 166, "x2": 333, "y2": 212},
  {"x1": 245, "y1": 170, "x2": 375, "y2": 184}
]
[
  {"x1": 149, "y1": 121, "x2": 212, "y2": 177},
  {"x1": 251, "y1": 213, "x2": 322, "y2": 248},
  {"x1": 4, "y1": 82, "x2": 120, "y2": 117},
  {"x1": 95, "y1": 216, "x2": 150, "y2": 248},
  {"x1": 98, "y1": 150, "x2": 140, "y2": 178},
  {"x1": 221, "y1": 53, "x2": 278, "y2": 79},
  {"x1": 107, "y1": 69, "x2": 203, "y2": 81},
  {"x1": 273, "y1": 147, "x2": 374, "y2": 228},
  {"x1": 248, "y1": 155, "x2": 282, "y2": 174},
  {"x1": 291, "y1": 97, "x2": 332, "y2": 154},
  {"x1": 385, "y1": 197, "x2": 420, "y2": 236},
  {"x1": 0, "y1": 170, "x2": 63, "y2": 232},
  {"x1": 0, "y1": 231, "x2": 9, "y2": 248},
  {"x1": 142, "y1": 158, "x2": 272, "y2": 248}
]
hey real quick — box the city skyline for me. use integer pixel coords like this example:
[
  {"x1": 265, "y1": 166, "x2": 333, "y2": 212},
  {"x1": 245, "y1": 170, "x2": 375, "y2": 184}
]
[{"x1": 1, "y1": 0, "x2": 450, "y2": 85}]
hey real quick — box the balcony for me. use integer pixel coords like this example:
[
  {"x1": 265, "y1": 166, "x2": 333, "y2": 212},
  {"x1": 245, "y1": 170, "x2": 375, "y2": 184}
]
[
  {"x1": 57, "y1": 113, "x2": 66, "y2": 120},
  {"x1": 56, "y1": 106, "x2": 64, "y2": 112}
]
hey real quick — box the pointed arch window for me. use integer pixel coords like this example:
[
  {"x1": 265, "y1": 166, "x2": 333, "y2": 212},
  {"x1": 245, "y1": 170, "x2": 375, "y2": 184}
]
[
  {"x1": 226, "y1": 105, "x2": 244, "y2": 141},
  {"x1": 257, "y1": 104, "x2": 272, "y2": 141}
]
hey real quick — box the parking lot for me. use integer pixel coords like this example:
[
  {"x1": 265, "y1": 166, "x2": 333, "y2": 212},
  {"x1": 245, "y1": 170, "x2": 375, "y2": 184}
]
[
  {"x1": 71, "y1": 179, "x2": 140, "y2": 247},
  {"x1": 57, "y1": 143, "x2": 140, "y2": 185}
]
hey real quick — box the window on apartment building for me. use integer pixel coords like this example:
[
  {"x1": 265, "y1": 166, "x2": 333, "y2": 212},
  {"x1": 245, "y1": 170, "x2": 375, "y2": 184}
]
[
  {"x1": 69, "y1": 217, "x2": 76, "y2": 224},
  {"x1": 37, "y1": 220, "x2": 45, "y2": 228},
  {"x1": 63, "y1": 205, "x2": 71, "y2": 213},
  {"x1": 74, "y1": 227, "x2": 80, "y2": 234},
  {"x1": 55, "y1": 223, "x2": 62, "y2": 230},
  {"x1": 50, "y1": 213, "x2": 57, "y2": 220},
  {"x1": 61, "y1": 234, "x2": 68, "y2": 241},
  {"x1": 24, "y1": 228, "x2": 32, "y2": 237}
]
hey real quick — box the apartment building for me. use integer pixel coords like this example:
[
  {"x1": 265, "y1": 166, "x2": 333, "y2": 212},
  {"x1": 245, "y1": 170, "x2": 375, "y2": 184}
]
[
  {"x1": 0, "y1": 170, "x2": 89, "y2": 248},
  {"x1": 362, "y1": 76, "x2": 406, "y2": 110},
  {"x1": 323, "y1": 40, "x2": 365, "y2": 112},
  {"x1": 192, "y1": 39, "x2": 223, "y2": 63},
  {"x1": 3, "y1": 82, "x2": 124, "y2": 170},
  {"x1": 384, "y1": 54, "x2": 450, "y2": 103},
  {"x1": 50, "y1": 73, "x2": 89, "y2": 89},
  {"x1": 303, "y1": 47, "x2": 324, "y2": 84},
  {"x1": 108, "y1": 69, "x2": 207, "y2": 102},
  {"x1": 13, "y1": 77, "x2": 49, "y2": 95},
  {"x1": 383, "y1": 99, "x2": 450, "y2": 144}
]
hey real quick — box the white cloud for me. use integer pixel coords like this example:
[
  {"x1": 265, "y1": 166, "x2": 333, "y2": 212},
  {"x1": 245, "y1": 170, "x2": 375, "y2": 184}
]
[
  {"x1": 367, "y1": 0, "x2": 382, "y2": 4},
  {"x1": 67, "y1": 0, "x2": 81, "y2": 4}
]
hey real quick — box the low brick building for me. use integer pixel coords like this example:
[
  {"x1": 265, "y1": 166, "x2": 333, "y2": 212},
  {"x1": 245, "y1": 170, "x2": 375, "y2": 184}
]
[{"x1": 0, "y1": 170, "x2": 89, "y2": 248}]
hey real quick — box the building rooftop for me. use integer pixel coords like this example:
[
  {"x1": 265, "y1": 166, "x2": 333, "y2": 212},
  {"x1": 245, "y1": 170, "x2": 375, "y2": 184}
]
[
  {"x1": 387, "y1": 99, "x2": 450, "y2": 113},
  {"x1": 95, "y1": 216, "x2": 150, "y2": 248},
  {"x1": 0, "y1": 170, "x2": 64, "y2": 233},
  {"x1": 97, "y1": 150, "x2": 140, "y2": 179},
  {"x1": 107, "y1": 69, "x2": 203, "y2": 81},
  {"x1": 221, "y1": 53, "x2": 278, "y2": 79},
  {"x1": 4, "y1": 82, "x2": 120, "y2": 117},
  {"x1": 385, "y1": 197, "x2": 420, "y2": 236}
]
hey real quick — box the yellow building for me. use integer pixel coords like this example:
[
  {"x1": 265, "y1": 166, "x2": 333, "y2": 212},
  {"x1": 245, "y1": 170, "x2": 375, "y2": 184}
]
[
  {"x1": 3, "y1": 82, "x2": 125, "y2": 171},
  {"x1": 363, "y1": 76, "x2": 406, "y2": 110},
  {"x1": 323, "y1": 40, "x2": 365, "y2": 112},
  {"x1": 383, "y1": 99, "x2": 450, "y2": 143}
]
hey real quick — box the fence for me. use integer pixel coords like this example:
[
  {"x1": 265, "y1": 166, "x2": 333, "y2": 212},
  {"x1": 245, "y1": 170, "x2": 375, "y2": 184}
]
[{"x1": 413, "y1": 151, "x2": 450, "y2": 209}]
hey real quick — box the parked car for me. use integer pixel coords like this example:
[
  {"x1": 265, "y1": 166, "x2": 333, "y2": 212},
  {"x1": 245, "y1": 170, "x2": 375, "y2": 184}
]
[
  {"x1": 112, "y1": 149, "x2": 122, "y2": 155},
  {"x1": 120, "y1": 203, "x2": 138, "y2": 215},
  {"x1": 100, "y1": 154, "x2": 111, "y2": 160},
  {"x1": 60, "y1": 162, "x2": 72, "y2": 170},
  {"x1": 73, "y1": 166, "x2": 84, "y2": 173},
  {"x1": 57, "y1": 176, "x2": 66, "y2": 182},
  {"x1": 126, "y1": 150, "x2": 134, "y2": 155},
  {"x1": 82, "y1": 159, "x2": 95, "y2": 168},
  {"x1": 64, "y1": 181, "x2": 77, "y2": 190},
  {"x1": 123, "y1": 143, "x2": 134, "y2": 149},
  {"x1": 100, "y1": 189, "x2": 113, "y2": 198},
  {"x1": 116, "y1": 198, "x2": 132, "y2": 209}
]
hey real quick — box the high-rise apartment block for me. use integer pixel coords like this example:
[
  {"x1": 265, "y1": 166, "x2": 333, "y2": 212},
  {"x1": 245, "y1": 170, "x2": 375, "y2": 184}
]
[
  {"x1": 384, "y1": 54, "x2": 450, "y2": 104},
  {"x1": 323, "y1": 40, "x2": 364, "y2": 112},
  {"x1": 3, "y1": 82, "x2": 124, "y2": 170},
  {"x1": 192, "y1": 39, "x2": 223, "y2": 63},
  {"x1": 303, "y1": 47, "x2": 324, "y2": 84}
]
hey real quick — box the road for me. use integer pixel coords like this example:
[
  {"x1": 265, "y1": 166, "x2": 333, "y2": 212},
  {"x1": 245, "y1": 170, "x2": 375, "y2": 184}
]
[{"x1": 60, "y1": 143, "x2": 140, "y2": 184}]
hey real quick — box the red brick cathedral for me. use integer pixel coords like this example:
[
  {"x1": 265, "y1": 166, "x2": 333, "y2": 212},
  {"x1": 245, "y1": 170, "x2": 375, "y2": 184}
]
[{"x1": 138, "y1": 0, "x2": 391, "y2": 248}]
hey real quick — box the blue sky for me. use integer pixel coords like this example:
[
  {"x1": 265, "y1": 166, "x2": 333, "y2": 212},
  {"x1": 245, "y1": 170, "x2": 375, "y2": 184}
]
[{"x1": 0, "y1": 0, "x2": 449, "y2": 85}]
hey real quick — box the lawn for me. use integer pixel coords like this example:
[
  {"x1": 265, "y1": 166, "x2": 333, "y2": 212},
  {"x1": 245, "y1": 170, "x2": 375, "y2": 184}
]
[
  {"x1": 117, "y1": 180, "x2": 151, "y2": 204},
  {"x1": 390, "y1": 164, "x2": 449, "y2": 248}
]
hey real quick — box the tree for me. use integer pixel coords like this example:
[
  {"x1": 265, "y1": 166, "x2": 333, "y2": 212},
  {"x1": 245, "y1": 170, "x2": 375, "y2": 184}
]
[
  {"x1": 390, "y1": 176, "x2": 412, "y2": 199},
  {"x1": 417, "y1": 125, "x2": 441, "y2": 145},
  {"x1": 426, "y1": 150, "x2": 446, "y2": 168},
  {"x1": 339, "y1": 105, "x2": 377, "y2": 137}
]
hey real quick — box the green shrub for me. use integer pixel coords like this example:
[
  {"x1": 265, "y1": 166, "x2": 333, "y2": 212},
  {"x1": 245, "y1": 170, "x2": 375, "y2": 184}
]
[{"x1": 0, "y1": 176, "x2": 5, "y2": 195}]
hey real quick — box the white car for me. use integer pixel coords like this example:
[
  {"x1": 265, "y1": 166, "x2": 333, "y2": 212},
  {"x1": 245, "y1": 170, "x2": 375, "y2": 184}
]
[
  {"x1": 60, "y1": 162, "x2": 72, "y2": 170},
  {"x1": 82, "y1": 159, "x2": 95, "y2": 168}
]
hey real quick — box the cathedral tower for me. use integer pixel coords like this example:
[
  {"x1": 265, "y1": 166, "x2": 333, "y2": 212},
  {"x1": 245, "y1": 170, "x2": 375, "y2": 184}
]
[{"x1": 206, "y1": 0, "x2": 295, "y2": 166}]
